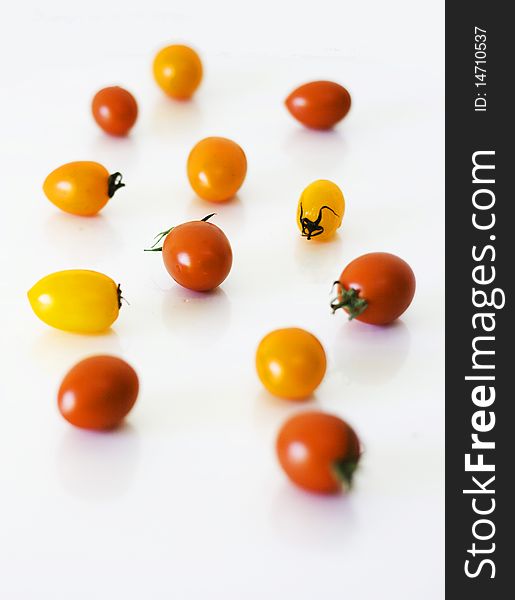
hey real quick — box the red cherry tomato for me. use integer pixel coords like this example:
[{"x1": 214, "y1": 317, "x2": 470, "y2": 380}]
[
  {"x1": 285, "y1": 81, "x2": 351, "y2": 130},
  {"x1": 92, "y1": 86, "x2": 138, "y2": 136},
  {"x1": 58, "y1": 356, "x2": 139, "y2": 430},
  {"x1": 331, "y1": 252, "x2": 416, "y2": 325},
  {"x1": 146, "y1": 214, "x2": 233, "y2": 292},
  {"x1": 276, "y1": 411, "x2": 361, "y2": 494}
]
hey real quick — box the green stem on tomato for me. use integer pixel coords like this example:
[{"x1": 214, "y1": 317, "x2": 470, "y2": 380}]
[
  {"x1": 330, "y1": 283, "x2": 368, "y2": 320},
  {"x1": 144, "y1": 215, "x2": 217, "y2": 252},
  {"x1": 331, "y1": 458, "x2": 358, "y2": 491}
]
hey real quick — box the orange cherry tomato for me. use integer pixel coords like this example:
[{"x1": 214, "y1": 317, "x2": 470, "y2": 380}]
[
  {"x1": 153, "y1": 44, "x2": 203, "y2": 99},
  {"x1": 285, "y1": 81, "x2": 351, "y2": 130},
  {"x1": 256, "y1": 328, "x2": 326, "y2": 400},
  {"x1": 58, "y1": 355, "x2": 139, "y2": 430},
  {"x1": 276, "y1": 411, "x2": 361, "y2": 494},
  {"x1": 187, "y1": 137, "x2": 247, "y2": 202},
  {"x1": 331, "y1": 252, "x2": 416, "y2": 325},
  {"x1": 146, "y1": 214, "x2": 232, "y2": 292},
  {"x1": 43, "y1": 161, "x2": 125, "y2": 216},
  {"x1": 92, "y1": 86, "x2": 138, "y2": 136}
]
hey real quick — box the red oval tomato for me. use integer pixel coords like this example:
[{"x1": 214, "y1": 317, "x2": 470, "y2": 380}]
[
  {"x1": 285, "y1": 81, "x2": 351, "y2": 130},
  {"x1": 92, "y1": 86, "x2": 138, "y2": 136},
  {"x1": 276, "y1": 411, "x2": 361, "y2": 494},
  {"x1": 147, "y1": 215, "x2": 233, "y2": 292},
  {"x1": 58, "y1": 355, "x2": 139, "y2": 430},
  {"x1": 331, "y1": 252, "x2": 416, "y2": 325}
]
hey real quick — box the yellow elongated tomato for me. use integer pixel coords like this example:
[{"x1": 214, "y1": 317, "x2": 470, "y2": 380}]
[
  {"x1": 297, "y1": 180, "x2": 345, "y2": 241},
  {"x1": 187, "y1": 137, "x2": 247, "y2": 202},
  {"x1": 256, "y1": 328, "x2": 327, "y2": 400},
  {"x1": 28, "y1": 270, "x2": 121, "y2": 333},
  {"x1": 153, "y1": 44, "x2": 203, "y2": 100},
  {"x1": 43, "y1": 161, "x2": 125, "y2": 216}
]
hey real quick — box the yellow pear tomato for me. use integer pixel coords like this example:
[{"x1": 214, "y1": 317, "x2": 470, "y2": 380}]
[
  {"x1": 43, "y1": 161, "x2": 124, "y2": 216},
  {"x1": 296, "y1": 179, "x2": 345, "y2": 241},
  {"x1": 28, "y1": 270, "x2": 121, "y2": 333}
]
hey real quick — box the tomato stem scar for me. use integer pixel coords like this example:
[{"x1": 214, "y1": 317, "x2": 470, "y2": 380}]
[
  {"x1": 330, "y1": 283, "x2": 368, "y2": 319},
  {"x1": 299, "y1": 203, "x2": 339, "y2": 240},
  {"x1": 331, "y1": 458, "x2": 358, "y2": 490},
  {"x1": 108, "y1": 172, "x2": 125, "y2": 198}
]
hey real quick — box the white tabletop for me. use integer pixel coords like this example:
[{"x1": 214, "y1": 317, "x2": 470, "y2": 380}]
[{"x1": 0, "y1": 1, "x2": 444, "y2": 598}]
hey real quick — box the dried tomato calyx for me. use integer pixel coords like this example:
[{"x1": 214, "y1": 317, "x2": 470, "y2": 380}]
[
  {"x1": 108, "y1": 172, "x2": 125, "y2": 198},
  {"x1": 330, "y1": 283, "x2": 368, "y2": 320}
]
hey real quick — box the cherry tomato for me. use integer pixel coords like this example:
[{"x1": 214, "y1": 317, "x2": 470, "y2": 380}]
[
  {"x1": 256, "y1": 328, "x2": 326, "y2": 400},
  {"x1": 153, "y1": 44, "x2": 203, "y2": 99},
  {"x1": 28, "y1": 270, "x2": 121, "y2": 333},
  {"x1": 92, "y1": 86, "x2": 138, "y2": 136},
  {"x1": 146, "y1": 214, "x2": 232, "y2": 292},
  {"x1": 58, "y1": 355, "x2": 139, "y2": 430},
  {"x1": 276, "y1": 411, "x2": 361, "y2": 494},
  {"x1": 297, "y1": 180, "x2": 345, "y2": 241},
  {"x1": 285, "y1": 81, "x2": 351, "y2": 130},
  {"x1": 43, "y1": 161, "x2": 125, "y2": 216},
  {"x1": 187, "y1": 137, "x2": 247, "y2": 202},
  {"x1": 331, "y1": 252, "x2": 416, "y2": 325}
]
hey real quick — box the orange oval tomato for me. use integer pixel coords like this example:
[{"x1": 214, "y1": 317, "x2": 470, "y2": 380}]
[
  {"x1": 187, "y1": 137, "x2": 247, "y2": 202},
  {"x1": 285, "y1": 81, "x2": 351, "y2": 130},
  {"x1": 147, "y1": 215, "x2": 233, "y2": 292},
  {"x1": 276, "y1": 411, "x2": 361, "y2": 494},
  {"x1": 331, "y1": 252, "x2": 416, "y2": 325},
  {"x1": 153, "y1": 44, "x2": 203, "y2": 99},
  {"x1": 92, "y1": 86, "x2": 138, "y2": 136},
  {"x1": 43, "y1": 161, "x2": 125, "y2": 216},
  {"x1": 58, "y1": 355, "x2": 139, "y2": 430},
  {"x1": 256, "y1": 328, "x2": 326, "y2": 400}
]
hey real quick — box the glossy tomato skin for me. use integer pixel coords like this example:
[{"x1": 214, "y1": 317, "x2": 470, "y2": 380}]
[
  {"x1": 43, "y1": 161, "x2": 123, "y2": 216},
  {"x1": 256, "y1": 328, "x2": 326, "y2": 400},
  {"x1": 162, "y1": 220, "x2": 233, "y2": 291},
  {"x1": 58, "y1": 355, "x2": 139, "y2": 430},
  {"x1": 297, "y1": 179, "x2": 345, "y2": 241},
  {"x1": 336, "y1": 252, "x2": 416, "y2": 325},
  {"x1": 28, "y1": 270, "x2": 120, "y2": 333},
  {"x1": 285, "y1": 81, "x2": 351, "y2": 130},
  {"x1": 153, "y1": 44, "x2": 203, "y2": 99},
  {"x1": 187, "y1": 137, "x2": 247, "y2": 202},
  {"x1": 92, "y1": 86, "x2": 138, "y2": 136},
  {"x1": 277, "y1": 411, "x2": 361, "y2": 494}
]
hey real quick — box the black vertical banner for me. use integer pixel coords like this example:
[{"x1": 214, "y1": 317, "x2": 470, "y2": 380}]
[{"x1": 446, "y1": 2, "x2": 513, "y2": 598}]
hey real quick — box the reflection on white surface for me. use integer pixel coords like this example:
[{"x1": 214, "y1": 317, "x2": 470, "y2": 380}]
[
  {"x1": 31, "y1": 328, "x2": 122, "y2": 374},
  {"x1": 161, "y1": 285, "x2": 231, "y2": 343},
  {"x1": 269, "y1": 482, "x2": 359, "y2": 550},
  {"x1": 56, "y1": 423, "x2": 140, "y2": 501},
  {"x1": 332, "y1": 319, "x2": 411, "y2": 386},
  {"x1": 294, "y1": 234, "x2": 345, "y2": 283},
  {"x1": 150, "y1": 96, "x2": 203, "y2": 138},
  {"x1": 283, "y1": 127, "x2": 349, "y2": 171}
]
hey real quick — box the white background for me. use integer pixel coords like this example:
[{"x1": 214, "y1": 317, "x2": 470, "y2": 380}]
[{"x1": 0, "y1": 1, "x2": 444, "y2": 598}]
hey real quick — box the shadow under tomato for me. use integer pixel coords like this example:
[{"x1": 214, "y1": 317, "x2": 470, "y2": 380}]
[
  {"x1": 161, "y1": 285, "x2": 231, "y2": 344},
  {"x1": 88, "y1": 130, "x2": 140, "y2": 169},
  {"x1": 56, "y1": 422, "x2": 140, "y2": 501},
  {"x1": 331, "y1": 319, "x2": 411, "y2": 386}
]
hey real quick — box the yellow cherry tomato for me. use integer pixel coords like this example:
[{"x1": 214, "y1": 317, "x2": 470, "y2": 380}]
[
  {"x1": 28, "y1": 270, "x2": 121, "y2": 333},
  {"x1": 256, "y1": 328, "x2": 327, "y2": 400},
  {"x1": 43, "y1": 161, "x2": 125, "y2": 216},
  {"x1": 187, "y1": 137, "x2": 247, "y2": 202},
  {"x1": 153, "y1": 44, "x2": 203, "y2": 100},
  {"x1": 296, "y1": 179, "x2": 345, "y2": 241}
]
